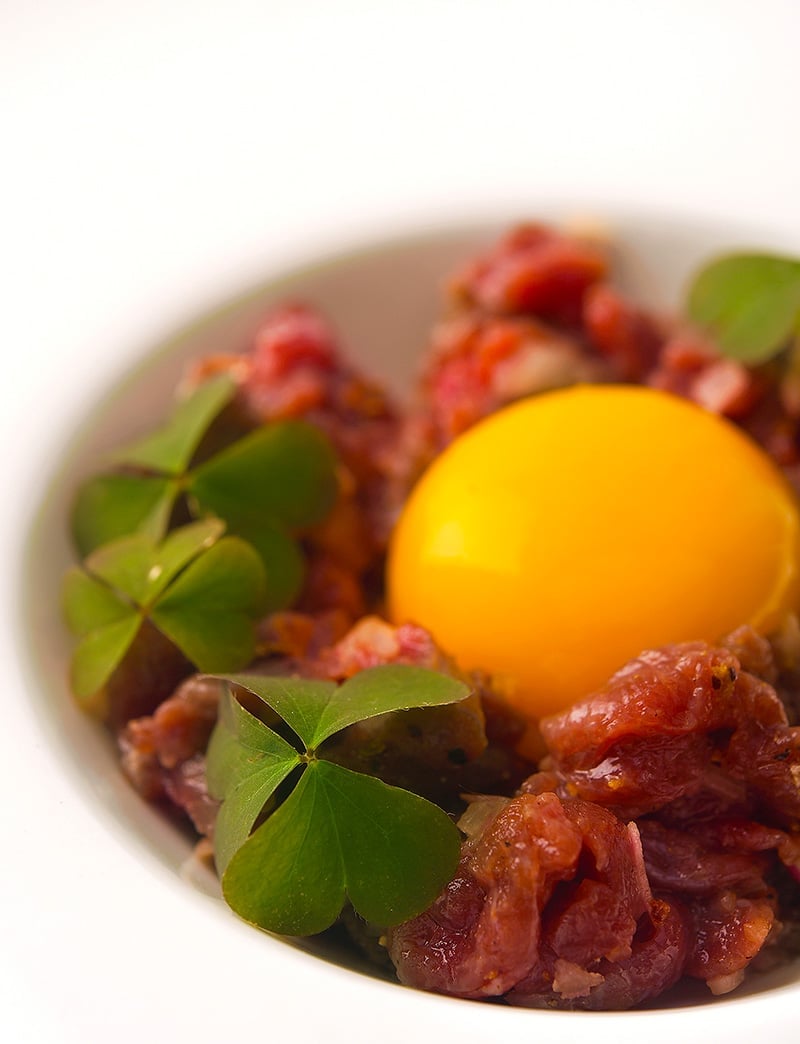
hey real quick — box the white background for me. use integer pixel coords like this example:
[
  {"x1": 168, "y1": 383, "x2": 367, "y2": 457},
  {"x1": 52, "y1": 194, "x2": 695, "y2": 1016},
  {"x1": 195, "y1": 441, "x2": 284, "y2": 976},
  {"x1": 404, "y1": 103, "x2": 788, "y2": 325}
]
[{"x1": 2, "y1": 2, "x2": 800, "y2": 1041}]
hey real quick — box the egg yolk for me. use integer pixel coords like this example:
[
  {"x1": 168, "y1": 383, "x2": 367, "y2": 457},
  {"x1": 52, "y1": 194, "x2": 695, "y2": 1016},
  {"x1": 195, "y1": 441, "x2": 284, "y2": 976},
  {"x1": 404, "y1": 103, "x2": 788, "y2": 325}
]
[{"x1": 387, "y1": 385, "x2": 800, "y2": 719}]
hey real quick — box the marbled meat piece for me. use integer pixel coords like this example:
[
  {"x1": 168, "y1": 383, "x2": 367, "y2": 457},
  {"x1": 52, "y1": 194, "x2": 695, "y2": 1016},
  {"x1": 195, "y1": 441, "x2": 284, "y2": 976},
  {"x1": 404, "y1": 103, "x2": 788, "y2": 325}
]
[
  {"x1": 390, "y1": 634, "x2": 800, "y2": 1007},
  {"x1": 535, "y1": 637, "x2": 800, "y2": 824},
  {"x1": 416, "y1": 312, "x2": 611, "y2": 448},
  {"x1": 119, "y1": 674, "x2": 223, "y2": 836},
  {"x1": 448, "y1": 223, "x2": 608, "y2": 325},
  {"x1": 388, "y1": 792, "x2": 688, "y2": 1010}
]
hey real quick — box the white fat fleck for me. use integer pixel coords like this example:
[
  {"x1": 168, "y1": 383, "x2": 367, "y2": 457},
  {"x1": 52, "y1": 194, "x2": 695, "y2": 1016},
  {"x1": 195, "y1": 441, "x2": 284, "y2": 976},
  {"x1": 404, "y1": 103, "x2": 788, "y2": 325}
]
[
  {"x1": 493, "y1": 342, "x2": 606, "y2": 401},
  {"x1": 707, "y1": 969, "x2": 746, "y2": 996},
  {"x1": 147, "y1": 564, "x2": 163, "y2": 582}
]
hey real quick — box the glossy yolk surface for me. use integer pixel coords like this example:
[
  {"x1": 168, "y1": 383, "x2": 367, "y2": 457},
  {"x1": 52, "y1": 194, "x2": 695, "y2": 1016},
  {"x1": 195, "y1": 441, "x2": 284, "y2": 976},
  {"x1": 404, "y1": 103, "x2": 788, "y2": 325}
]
[{"x1": 387, "y1": 385, "x2": 800, "y2": 719}]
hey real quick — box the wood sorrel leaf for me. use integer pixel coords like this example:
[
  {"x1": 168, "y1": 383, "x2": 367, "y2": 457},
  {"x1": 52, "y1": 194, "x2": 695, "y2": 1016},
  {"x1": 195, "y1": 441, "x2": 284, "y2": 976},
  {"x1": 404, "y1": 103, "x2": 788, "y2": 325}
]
[
  {"x1": 224, "y1": 665, "x2": 470, "y2": 751},
  {"x1": 62, "y1": 567, "x2": 133, "y2": 637},
  {"x1": 229, "y1": 518, "x2": 305, "y2": 613},
  {"x1": 310, "y1": 664, "x2": 470, "y2": 748},
  {"x1": 687, "y1": 253, "x2": 800, "y2": 363},
  {"x1": 221, "y1": 675, "x2": 338, "y2": 748},
  {"x1": 69, "y1": 374, "x2": 338, "y2": 619},
  {"x1": 83, "y1": 518, "x2": 223, "y2": 608},
  {"x1": 65, "y1": 522, "x2": 265, "y2": 702},
  {"x1": 311, "y1": 760, "x2": 460, "y2": 927},
  {"x1": 188, "y1": 420, "x2": 338, "y2": 531},
  {"x1": 151, "y1": 536, "x2": 266, "y2": 671},
  {"x1": 145, "y1": 518, "x2": 225, "y2": 602},
  {"x1": 223, "y1": 765, "x2": 345, "y2": 936},
  {"x1": 221, "y1": 760, "x2": 462, "y2": 935},
  {"x1": 70, "y1": 612, "x2": 142, "y2": 699},
  {"x1": 116, "y1": 374, "x2": 237, "y2": 474},
  {"x1": 71, "y1": 473, "x2": 176, "y2": 557},
  {"x1": 207, "y1": 690, "x2": 302, "y2": 874},
  {"x1": 84, "y1": 534, "x2": 158, "y2": 606},
  {"x1": 208, "y1": 666, "x2": 470, "y2": 934}
]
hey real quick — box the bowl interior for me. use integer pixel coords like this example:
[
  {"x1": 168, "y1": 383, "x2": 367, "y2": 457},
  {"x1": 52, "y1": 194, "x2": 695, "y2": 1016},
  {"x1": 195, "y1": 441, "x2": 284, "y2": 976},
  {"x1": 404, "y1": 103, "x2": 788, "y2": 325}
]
[{"x1": 21, "y1": 209, "x2": 800, "y2": 1005}]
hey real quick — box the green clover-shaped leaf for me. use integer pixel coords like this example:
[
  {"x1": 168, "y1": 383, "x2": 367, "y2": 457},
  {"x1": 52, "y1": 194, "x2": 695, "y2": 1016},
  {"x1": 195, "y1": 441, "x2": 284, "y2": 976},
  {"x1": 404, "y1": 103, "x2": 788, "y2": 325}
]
[
  {"x1": 233, "y1": 519, "x2": 305, "y2": 611},
  {"x1": 152, "y1": 537, "x2": 267, "y2": 671},
  {"x1": 62, "y1": 520, "x2": 266, "y2": 701},
  {"x1": 687, "y1": 253, "x2": 800, "y2": 363},
  {"x1": 69, "y1": 614, "x2": 143, "y2": 700},
  {"x1": 117, "y1": 373, "x2": 237, "y2": 474},
  {"x1": 206, "y1": 665, "x2": 470, "y2": 935},
  {"x1": 223, "y1": 664, "x2": 473, "y2": 750},
  {"x1": 206, "y1": 692, "x2": 302, "y2": 874},
  {"x1": 71, "y1": 474, "x2": 176, "y2": 558},
  {"x1": 70, "y1": 375, "x2": 339, "y2": 614},
  {"x1": 188, "y1": 421, "x2": 338, "y2": 531},
  {"x1": 223, "y1": 760, "x2": 462, "y2": 935}
]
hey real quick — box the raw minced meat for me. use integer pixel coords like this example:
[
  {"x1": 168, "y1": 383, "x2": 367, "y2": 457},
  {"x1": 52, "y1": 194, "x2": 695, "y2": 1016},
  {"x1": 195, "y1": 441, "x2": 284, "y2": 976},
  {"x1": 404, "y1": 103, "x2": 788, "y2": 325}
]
[
  {"x1": 111, "y1": 223, "x2": 800, "y2": 1010},
  {"x1": 390, "y1": 633, "x2": 800, "y2": 1008}
]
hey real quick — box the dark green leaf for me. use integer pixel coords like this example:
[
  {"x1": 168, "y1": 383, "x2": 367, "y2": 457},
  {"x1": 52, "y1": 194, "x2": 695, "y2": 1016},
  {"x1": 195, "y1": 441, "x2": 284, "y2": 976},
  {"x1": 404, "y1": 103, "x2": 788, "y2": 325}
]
[
  {"x1": 207, "y1": 689, "x2": 302, "y2": 874},
  {"x1": 65, "y1": 524, "x2": 265, "y2": 706},
  {"x1": 221, "y1": 760, "x2": 462, "y2": 935},
  {"x1": 116, "y1": 374, "x2": 237, "y2": 474},
  {"x1": 221, "y1": 674, "x2": 338, "y2": 749},
  {"x1": 228, "y1": 518, "x2": 305, "y2": 612},
  {"x1": 222, "y1": 764, "x2": 346, "y2": 936},
  {"x1": 81, "y1": 519, "x2": 223, "y2": 608},
  {"x1": 207, "y1": 686, "x2": 302, "y2": 794},
  {"x1": 687, "y1": 253, "x2": 800, "y2": 363},
  {"x1": 71, "y1": 473, "x2": 176, "y2": 557},
  {"x1": 61, "y1": 566, "x2": 132, "y2": 637},
  {"x1": 152, "y1": 536, "x2": 266, "y2": 670},
  {"x1": 226, "y1": 665, "x2": 470, "y2": 751},
  {"x1": 144, "y1": 518, "x2": 225, "y2": 602},
  {"x1": 84, "y1": 534, "x2": 158, "y2": 605},
  {"x1": 70, "y1": 612, "x2": 141, "y2": 699},
  {"x1": 311, "y1": 664, "x2": 470, "y2": 748},
  {"x1": 188, "y1": 421, "x2": 338, "y2": 531},
  {"x1": 313, "y1": 760, "x2": 461, "y2": 926}
]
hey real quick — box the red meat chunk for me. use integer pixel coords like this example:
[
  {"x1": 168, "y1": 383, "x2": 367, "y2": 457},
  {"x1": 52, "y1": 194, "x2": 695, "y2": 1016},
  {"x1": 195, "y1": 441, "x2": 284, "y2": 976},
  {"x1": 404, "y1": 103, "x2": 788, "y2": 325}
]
[
  {"x1": 391, "y1": 633, "x2": 800, "y2": 1007},
  {"x1": 191, "y1": 302, "x2": 402, "y2": 557},
  {"x1": 388, "y1": 792, "x2": 688, "y2": 1009},
  {"x1": 416, "y1": 312, "x2": 609, "y2": 448},
  {"x1": 119, "y1": 674, "x2": 223, "y2": 836},
  {"x1": 637, "y1": 819, "x2": 778, "y2": 897},
  {"x1": 647, "y1": 329, "x2": 765, "y2": 419},
  {"x1": 510, "y1": 895, "x2": 692, "y2": 1011},
  {"x1": 686, "y1": 893, "x2": 776, "y2": 995},
  {"x1": 232, "y1": 304, "x2": 400, "y2": 488},
  {"x1": 537, "y1": 639, "x2": 800, "y2": 823},
  {"x1": 583, "y1": 283, "x2": 663, "y2": 381},
  {"x1": 449, "y1": 224, "x2": 608, "y2": 326}
]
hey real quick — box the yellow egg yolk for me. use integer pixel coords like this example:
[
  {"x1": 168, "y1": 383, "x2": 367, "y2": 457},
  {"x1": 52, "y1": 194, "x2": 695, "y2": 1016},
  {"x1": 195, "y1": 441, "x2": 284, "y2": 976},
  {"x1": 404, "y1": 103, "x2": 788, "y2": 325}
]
[{"x1": 387, "y1": 385, "x2": 800, "y2": 720}]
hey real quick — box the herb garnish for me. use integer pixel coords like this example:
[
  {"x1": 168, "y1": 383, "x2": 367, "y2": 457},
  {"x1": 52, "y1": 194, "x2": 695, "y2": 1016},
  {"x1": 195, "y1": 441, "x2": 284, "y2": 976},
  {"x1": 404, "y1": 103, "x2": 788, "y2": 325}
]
[
  {"x1": 71, "y1": 374, "x2": 338, "y2": 610},
  {"x1": 206, "y1": 666, "x2": 470, "y2": 935},
  {"x1": 62, "y1": 519, "x2": 266, "y2": 699},
  {"x1": 687, "y1": 253, "x2": 800, "y2": 363}
]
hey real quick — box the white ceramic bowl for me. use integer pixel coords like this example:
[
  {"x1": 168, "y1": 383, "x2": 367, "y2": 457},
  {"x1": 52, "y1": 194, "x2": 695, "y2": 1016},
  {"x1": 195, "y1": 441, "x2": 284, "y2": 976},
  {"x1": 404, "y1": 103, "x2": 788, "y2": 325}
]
[{"x1": 17, "y1": 209, "x2": 800, "y2": 1042}]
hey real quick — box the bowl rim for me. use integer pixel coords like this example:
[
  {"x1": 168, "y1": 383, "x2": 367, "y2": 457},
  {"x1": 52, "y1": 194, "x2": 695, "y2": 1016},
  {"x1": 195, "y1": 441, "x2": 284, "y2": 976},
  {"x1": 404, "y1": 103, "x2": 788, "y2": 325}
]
[{"x1": 14, "y1": 203, "x2": 800, "y2": 1039}]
